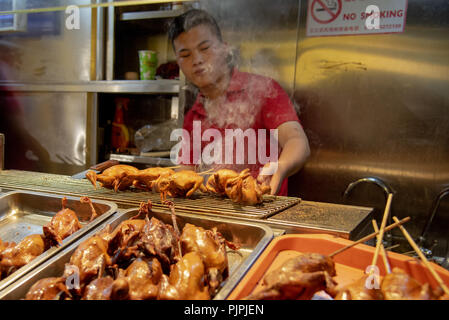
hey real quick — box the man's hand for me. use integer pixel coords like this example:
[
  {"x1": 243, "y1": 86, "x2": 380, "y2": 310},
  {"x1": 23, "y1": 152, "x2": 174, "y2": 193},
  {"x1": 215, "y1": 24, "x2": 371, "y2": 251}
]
[{"x1": 258, "y1": 121, "x2": 310, "y2": 195}]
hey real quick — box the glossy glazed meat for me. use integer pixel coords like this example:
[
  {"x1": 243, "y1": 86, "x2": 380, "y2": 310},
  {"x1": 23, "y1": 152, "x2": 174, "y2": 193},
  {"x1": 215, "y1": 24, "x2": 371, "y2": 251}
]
[
  {"x1": 158, "y1": 252, "x2": 210, "y2": 300},
  {"x1": 82, "y1": 276, "x2": 129, "y2": 300},
  {"x1": 121, "y1": 257, "x2": 163, "y2": 300},
  {"x1": 180, "y1": 223, "x2": 237, "y2": 294},
  {"x1": 43, "y1": 197, "x2": 83, "y2": 246},
  {"x1": 0, "y1": 234, "x2": 46, "y2": 277},
  {"x1": 86, "y1": 165, "x2": 140, "y2": 192},
  {"x1": 158, "y1": 170, "x2": 207, "y2": 201},
  {"x1": 225, "y1": 169, "x2": 270, "y2": 205},
  {"x1": 206, "y1": 169, "x2": 239, "y2": 195},
  {"x1": 381, "y1": 268, "x2": 437, "y2": 300},
  {"x1": 132, "y1": 167, "x2": 175, "y2": 190},
  {"x1": 25, "y1": 277, "x2": 70, "y2": 300},
  {"x1": 64, "y1": 235, "x2": 111, "y2": 286},
  {"x1": 246, "y1": 253, "x2": 337, "y2": 300},
  {"x1": 138, "y1": 216, "x2": 181, "y2": 271},
  {"x1": 335, "y1": 274, "x2": 384, "y2": 300}
]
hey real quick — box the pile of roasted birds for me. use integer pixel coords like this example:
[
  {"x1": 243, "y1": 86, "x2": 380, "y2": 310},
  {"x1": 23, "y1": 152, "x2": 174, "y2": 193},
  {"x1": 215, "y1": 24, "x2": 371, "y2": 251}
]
[
  {"x1": 243, "y1": 252, "x2": 449, "y2": 300},
  {"x1": 86, "y1": 165, "x2": 271, "y2": 205},
  {"x1": 24, "y1": 201, "x2": 239, "y2": 300},
  {"x1": 0, "y1": 197, "x2": 97, "y2": 281}
]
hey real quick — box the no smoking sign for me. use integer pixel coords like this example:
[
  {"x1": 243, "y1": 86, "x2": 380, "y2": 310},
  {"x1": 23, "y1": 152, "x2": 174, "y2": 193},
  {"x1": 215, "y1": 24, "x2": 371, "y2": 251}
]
[
  {"x1": 306, "y1": 0, "x2": 408, "y2": 37},
  {"x1": 311, "y1": 0, "x2": 342, "y2": 24}
]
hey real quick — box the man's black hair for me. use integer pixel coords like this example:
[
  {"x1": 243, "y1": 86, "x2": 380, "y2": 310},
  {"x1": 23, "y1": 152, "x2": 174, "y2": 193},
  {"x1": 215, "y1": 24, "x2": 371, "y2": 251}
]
[{"x1": 168, "y1": 9, "x2": 223, "y2": 47}]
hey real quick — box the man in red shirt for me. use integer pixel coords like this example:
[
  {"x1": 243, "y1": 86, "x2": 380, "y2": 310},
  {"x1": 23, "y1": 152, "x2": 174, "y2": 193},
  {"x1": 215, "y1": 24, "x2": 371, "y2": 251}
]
[{"x1": 168, "y1": 9, "x2": 310, "y2": 196}]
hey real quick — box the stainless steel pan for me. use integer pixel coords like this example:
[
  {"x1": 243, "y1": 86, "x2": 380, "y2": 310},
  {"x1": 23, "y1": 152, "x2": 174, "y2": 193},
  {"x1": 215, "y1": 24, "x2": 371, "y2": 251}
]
[
  {"x1": 0, "y1": 206, "x2": 273, "y2": 300},
  {"x1": 0, "y1": 190, "x2": 117, "y2": 292}
]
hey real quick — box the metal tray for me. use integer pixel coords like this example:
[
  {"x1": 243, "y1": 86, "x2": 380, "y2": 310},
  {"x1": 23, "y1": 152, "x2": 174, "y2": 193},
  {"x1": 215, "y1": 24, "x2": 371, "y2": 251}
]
[
  {"x1": 0, "y1": 206, "x2": 273, "y2": 300},
  {"x1": 0, "y1": 191, "x2": 118, "y2": 292}
]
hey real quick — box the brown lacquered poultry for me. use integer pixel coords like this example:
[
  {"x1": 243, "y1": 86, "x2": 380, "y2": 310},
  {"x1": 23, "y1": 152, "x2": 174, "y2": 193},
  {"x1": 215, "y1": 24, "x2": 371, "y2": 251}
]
[
  {"x1": 335, "y1": 274, "x2": 384, "y2": 300},
  {"x1": 64, "y1": 235, "x2": 111, "y2": 286},
  {"x1": 138, "y1": 216, "x2": 181, "y2": 272},
  {"x1": 82, "y1": 276, "x2": 129, "y2": 300},
  {"x1": 158, "y1": 170, "x2": 207, "y2": 201},
  {"x1": 0, "y1": 234, "x2": 46, "y2": 277},
  {"x1": 381, "y1": 267, "x2": 437, "y2": 300},
  {"x1": 120, "y1": 257, "x2": 163, "y2": 300},
  {"x1": 86, "y1": 164, "x2": 140, "y2": 192},
  {"x1": 25, "y1": 277, "x2": 71, "y2": 300},
  {"x1": 180, "y1": 223, "x2": 239, "y2": 294},
  {"x1": 43, "y1": 197, "x2": 83, "y2": 246},
  {"x1": 158, "y1": 252, "x2": 210, "y2": 300},
  {"x1": 206, "y1": 169, "x2": 240, "y2": 195},
  {"x1": 225, "y1": 169, "x2": 271, "y2": 205},
  {"x1": 102, "y1": 201, "x2": 151, "y2": 261},
  {"x1": 245, "y1": 253, "x2": 337, "y2": 300},
  {"x1": 132, "y1": 167, "x2": 175, "y2": 191}
]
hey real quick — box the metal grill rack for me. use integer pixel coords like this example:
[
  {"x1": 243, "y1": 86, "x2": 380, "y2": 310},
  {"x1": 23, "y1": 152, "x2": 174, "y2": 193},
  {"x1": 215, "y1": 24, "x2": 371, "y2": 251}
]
[{"x1": 0, "y1": 170, "x2": 300, "y2": 219}]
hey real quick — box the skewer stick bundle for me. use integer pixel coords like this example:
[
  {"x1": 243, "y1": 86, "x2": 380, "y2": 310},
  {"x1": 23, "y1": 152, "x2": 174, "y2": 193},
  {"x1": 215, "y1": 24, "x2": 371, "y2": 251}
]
[
  {"x1": 371, "y1": 193, "x2": 393, "y2": 269},
  {"x1": 329, "y1": 216, "x2": 410, "y2": 258},
  {"x1": 392, "y1": 216, "x2": 449, "y2": 296},
  {"x1": 372, "y1": 220, "x2": 391, "y2": 274}
]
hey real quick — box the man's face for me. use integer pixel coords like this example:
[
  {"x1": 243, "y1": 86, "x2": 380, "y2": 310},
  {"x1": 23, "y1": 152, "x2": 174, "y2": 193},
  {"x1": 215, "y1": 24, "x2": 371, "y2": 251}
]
[{"x1": 173, "y1": 24, "x2": 229, "y2": 90}]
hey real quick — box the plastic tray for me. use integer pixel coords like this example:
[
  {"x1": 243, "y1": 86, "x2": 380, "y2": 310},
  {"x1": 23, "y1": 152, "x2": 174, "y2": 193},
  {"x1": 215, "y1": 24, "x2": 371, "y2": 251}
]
[{"x1": 227, "y1": 234, "x2": 449, "y2": 300}]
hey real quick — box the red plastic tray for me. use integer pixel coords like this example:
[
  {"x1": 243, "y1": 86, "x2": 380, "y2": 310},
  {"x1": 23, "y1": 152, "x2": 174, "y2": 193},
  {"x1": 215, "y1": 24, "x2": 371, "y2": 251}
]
[{"x1": 227, "y1": 234, "x2": 449, "y2": 300}]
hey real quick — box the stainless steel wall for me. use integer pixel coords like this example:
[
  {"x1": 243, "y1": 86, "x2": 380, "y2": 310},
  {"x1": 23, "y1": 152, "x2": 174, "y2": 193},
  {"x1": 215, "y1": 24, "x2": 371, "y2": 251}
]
[
  {"x1": 291, "y1": 0, "x2": 449, "y2": 253},
  {"x1": 0, "y1": 0, "x2": 95, "y2": 175}
]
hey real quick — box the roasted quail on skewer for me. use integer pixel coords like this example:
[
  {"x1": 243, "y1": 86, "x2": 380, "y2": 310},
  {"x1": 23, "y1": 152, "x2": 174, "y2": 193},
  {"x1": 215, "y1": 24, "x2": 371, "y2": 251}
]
[{"x1": 245, "y1": 253, "x2": 337, "y2": 300}]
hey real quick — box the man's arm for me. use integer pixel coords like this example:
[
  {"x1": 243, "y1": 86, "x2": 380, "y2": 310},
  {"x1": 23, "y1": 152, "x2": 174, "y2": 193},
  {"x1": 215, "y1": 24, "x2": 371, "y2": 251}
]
[{"x1": 266, "y1": 121, "x2": 310, "y2": 195}]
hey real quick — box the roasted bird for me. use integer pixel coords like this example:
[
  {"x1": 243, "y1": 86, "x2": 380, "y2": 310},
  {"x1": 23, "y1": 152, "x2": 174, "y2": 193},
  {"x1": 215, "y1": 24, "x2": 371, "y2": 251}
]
[
  {"x1": 25, "y1": 277, "x2": 71, "y2": 300},
  {"x1": 119, "y1": 257, "x2": 163, "y2": 300},
  {"x1": 245, "y1": 253, "x2": 337, "y2": 300},
  {"x1": 24, "y1": 200, "x2": 235, "y2": 300},
  {"x1": 81, "y1": 276, "x2": 128, "y2": 300},
  {"x1": 0, "y1": 234, "x2": 46, "y2": 278},
  {"x1": 86, "y1": 164, "x2": 140, "y2": 192},
  {"x1": 63, "y1": 235, "x2": 111, "y2": 287},
  {"x1": 381, "y1": 267, "x2": 438, "y2": 300},
  {"x1": 335, "y1": 274, "x2": 384, "y2": 300},
  {"x1": 225, "y1": 169, "x2": 271, "y2": 205},
  {"x1": 206, "y1": 169, "x2": 240, "y2": 195},
  {"x1": 132, "y1": 167, "x2": 175, "y2": 191},
  {"x1": 103, "y1": 202, "x2": 152, "y2": 263},
  {"x1": 158, "y1": 252, "x2": 210, "y2": 300},
  {"x1": 158, "y1": 170, "x2": 207, "y2": 201},
  {"x1": 138, "y1": 216, "x2": 181, "y2": 272},
  {"x1": 180, "y1": 223, "x2": 239, "y2": 294},
  {"x1": 42, "y1": 197, "x2": 83, "y2": 246}
]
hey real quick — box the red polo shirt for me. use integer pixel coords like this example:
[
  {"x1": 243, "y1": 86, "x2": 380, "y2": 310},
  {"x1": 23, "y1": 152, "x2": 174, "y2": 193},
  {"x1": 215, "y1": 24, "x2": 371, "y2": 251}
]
[{"x1": 180, "y1": 69, "x2": 300, "y2": 196}]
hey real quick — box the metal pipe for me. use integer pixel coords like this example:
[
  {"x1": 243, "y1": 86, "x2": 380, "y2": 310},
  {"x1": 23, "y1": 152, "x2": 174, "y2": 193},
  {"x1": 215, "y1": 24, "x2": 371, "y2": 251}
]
[
  {"x1": 343, "y1": 176, "x2": 395, "y2": 245},
  {"x1": 343, "y1": 177, "x2": 395, "y2": 200},
  {"x1": 418, "y1": 187, "x2": 449, "y2": 246}
]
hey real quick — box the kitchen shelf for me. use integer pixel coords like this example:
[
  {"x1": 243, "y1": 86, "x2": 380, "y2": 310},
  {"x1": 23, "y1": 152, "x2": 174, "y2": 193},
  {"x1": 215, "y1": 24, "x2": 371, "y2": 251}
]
[
  {"x1": 0, "y1": 80, "x2": 180, "y2": 94},
  {"x1": 109, "y1": 153, "x2": 175, "y2": 167},
  {"x1": 120, "y1": 9, "x2": 186, "y2": 21}
]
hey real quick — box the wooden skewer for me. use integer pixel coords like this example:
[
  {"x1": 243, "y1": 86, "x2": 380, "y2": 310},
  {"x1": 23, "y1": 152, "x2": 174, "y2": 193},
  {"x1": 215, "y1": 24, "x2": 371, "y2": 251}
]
[
  {"x1": 329, "y1": 216, "x2": 410, "y2": 258},
  {"x1": 372, "y1": 219, "x2": 391, "y2": 274},
  {"x1": 392, "y1": 216, "x2": 449, "y2": 296},
  {"x1": 198, "y1": 168, "x2": 215, "y2": 175},
  {"x1": 165, "y1": 165, "x2": 180, "y2": 169},
  {"x1": 371, "y1": 193, "x2": 393, "y2": 269}
]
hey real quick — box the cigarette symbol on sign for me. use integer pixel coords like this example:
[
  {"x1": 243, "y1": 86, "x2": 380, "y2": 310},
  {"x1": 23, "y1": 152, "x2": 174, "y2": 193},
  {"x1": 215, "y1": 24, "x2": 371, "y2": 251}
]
[{"x1": 311, "y1": 0, "x2": 342, "y2": 24}]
